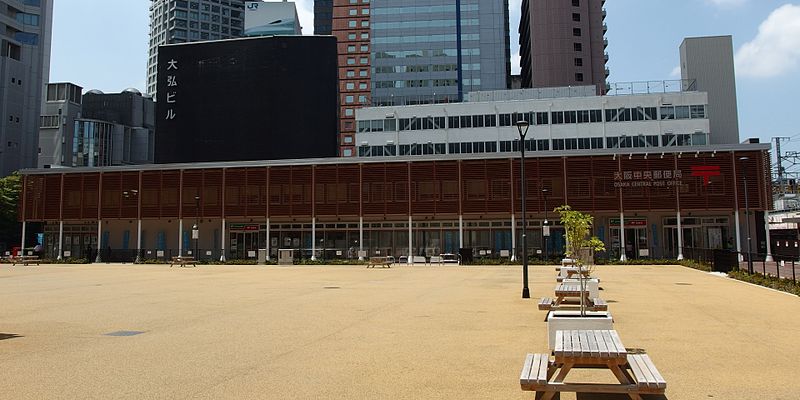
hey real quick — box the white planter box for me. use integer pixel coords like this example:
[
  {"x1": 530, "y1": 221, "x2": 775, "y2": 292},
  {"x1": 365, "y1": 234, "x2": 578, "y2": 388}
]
[
  {"x1": 546, "y1": 310, "x2": 614, "y2": 350},
  {"x1": 559, "y1": 278, "x2": 600, "y2": 298}
]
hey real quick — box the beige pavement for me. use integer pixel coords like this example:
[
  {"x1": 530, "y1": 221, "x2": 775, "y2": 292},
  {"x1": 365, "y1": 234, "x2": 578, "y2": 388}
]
[{"x1": 1, "y1": 263, "x2": 798, "y2": 399}]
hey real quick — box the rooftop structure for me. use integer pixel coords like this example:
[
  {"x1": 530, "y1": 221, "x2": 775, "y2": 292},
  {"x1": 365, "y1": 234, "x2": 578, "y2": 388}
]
[{"x1": 243, "y1": 1, "x2": 302, "y2": 36}]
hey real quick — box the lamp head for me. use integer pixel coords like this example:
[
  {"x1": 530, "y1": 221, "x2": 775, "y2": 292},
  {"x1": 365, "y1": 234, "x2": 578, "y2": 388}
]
[{"x1": 515, "y1": 120, "x2": 530, "y2": 138}]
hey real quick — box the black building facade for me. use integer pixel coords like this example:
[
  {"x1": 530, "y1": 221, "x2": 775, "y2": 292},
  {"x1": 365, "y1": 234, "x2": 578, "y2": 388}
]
[{"x1": 155, "y1": 36, "x2": 339, "y2": 164}]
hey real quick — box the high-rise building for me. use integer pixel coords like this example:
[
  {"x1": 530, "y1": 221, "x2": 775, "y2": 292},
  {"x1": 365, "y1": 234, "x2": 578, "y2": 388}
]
[
  {"x1": 313, "y1": 0, "x2": 333, "y2": 35},
  {"x1": 147, "y1": 0, "x2": 246, "y2": 97},
  {"x1": 327, "y1": 0, "x2": 511, "y2": 157},
  {"x1": 519, "y1": 0, "x2": 608, "y2": 94},
  {"x1": 154, "y1": 36, "x2": 338, "y2": 164},
  {"x1": 38, "y1": 82, "x2": 83, "y2": 168},
  {"x1": 0, "y1": 0, "x2": 53, "y2": 176},
  {"x1": 680, "y1": 36, "x2": 740, "y2": 144}
]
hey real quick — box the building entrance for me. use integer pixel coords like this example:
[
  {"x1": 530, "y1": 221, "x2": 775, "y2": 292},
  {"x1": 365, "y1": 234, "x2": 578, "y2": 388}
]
[
  {"x1": 610, "y1": 218, "x2": 649, "y2": 259},
  {"x1": 610, "y1": 228, "x2": 649, "y2": 259}
]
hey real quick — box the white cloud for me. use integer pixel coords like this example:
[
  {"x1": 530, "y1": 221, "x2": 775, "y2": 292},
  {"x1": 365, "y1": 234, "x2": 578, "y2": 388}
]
[
  {"x1": 511, "y1": 51, "x2": 520, "y2": 75},
  {"x1": 282, "y1": 0, "x2": 313, "y2": 35},
  {"x1": 736, "y1": 4, "x2": 800, "y2": 78},
  {"x1": 669, "y1": 66, "x2": 681, "y2": 78}
]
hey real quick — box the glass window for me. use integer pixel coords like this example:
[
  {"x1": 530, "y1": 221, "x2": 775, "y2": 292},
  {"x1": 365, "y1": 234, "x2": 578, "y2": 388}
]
[
  {"x1": 690, "y1": 105, "x2": 706, "y2": 119},
  {"x1": 14, "y1": 32, "x2": 39, "y2": 45},
  {"x1": 448, "y1": 116, "x2": 460, "y2": 129},
  {"x1": 660, "y1": 106, "x2": 675, "y2": 120},
  {"x1": 675, "y1": 106, "x2": 690, "y2": 119},
  {"x1": 536, "y1": 112, "x2": 549, "y2": 125}
]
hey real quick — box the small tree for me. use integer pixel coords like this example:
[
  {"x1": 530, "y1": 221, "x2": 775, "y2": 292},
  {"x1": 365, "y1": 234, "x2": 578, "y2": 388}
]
[
  {"x1": 555, "y1": 205, "x2": 606, "y2": 316},
  {"x1": 0, "y1": 172, "x2": 21, "y2": 249}
]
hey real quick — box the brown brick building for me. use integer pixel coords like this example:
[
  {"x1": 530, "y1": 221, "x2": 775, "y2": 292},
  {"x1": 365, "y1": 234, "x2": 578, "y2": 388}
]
[
  {"x1": 520, "y1": 0, "x2": 609, "y2": 93},
  {"x1": 19, "y1": 145, "x2": 772, "y2": 263}
]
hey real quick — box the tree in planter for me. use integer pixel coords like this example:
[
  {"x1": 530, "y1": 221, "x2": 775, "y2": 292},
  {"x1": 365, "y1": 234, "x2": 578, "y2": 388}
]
[
  {"x1": 0, "y1": 172, "x2": 21, "y2": 250},
  {"x1": 555, "y1": 205, "x2": 606, "y2": 316}
]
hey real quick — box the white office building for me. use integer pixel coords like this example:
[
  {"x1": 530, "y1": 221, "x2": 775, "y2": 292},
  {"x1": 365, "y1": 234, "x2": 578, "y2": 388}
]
[{"x1": 355, "y1": 83, "x2": 712, "y2": 158}]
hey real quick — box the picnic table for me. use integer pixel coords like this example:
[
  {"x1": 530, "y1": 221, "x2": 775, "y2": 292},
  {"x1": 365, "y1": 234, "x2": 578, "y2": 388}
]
[
  {"x1": 11, "y1": 255, "x2": 40, "y2": 266},
  {"x1": 520, "y1": 329, "x2": 666, "y2": 400},
  {"x1": 539, "y1": 283, "x2": 606, "y2": 311},
  {"x1": 170, "y1": 256, "x2": 196, "y2": 268},
  {"x1": 367, "y1": 256, "x2": 393, "y2": 268},
  {"x1": 557, "y1": 266, "x2": 591, "y2": 280}
]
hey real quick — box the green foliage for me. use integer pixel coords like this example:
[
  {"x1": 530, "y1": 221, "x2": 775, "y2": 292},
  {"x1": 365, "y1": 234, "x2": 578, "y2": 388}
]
[
  {"x1": 295, "y1": 258, "x2": 367, "y2": 265},
  {"x1": 467, "y1": 257, "x2": 561, "y2": 266},
  {"x1": 728, "y1": 269, "x2": 800, "y2": 296},
  {"x1": 554, "y1": 205, "x2": 606, "y2": 266},
  {"x1": 0, "y1": 172, "x2": 21, "y2": 247},
  {"x1": 595, "y1": 258, "x2": 712, "y2": 271},
  {"x1": 41, "y1": 258, "x2": 89, "y2": 264}
]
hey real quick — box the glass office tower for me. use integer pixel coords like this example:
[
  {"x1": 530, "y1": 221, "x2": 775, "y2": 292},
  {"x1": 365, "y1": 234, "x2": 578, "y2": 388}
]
[
  {"x1": 147, "y1": 0, "x2": 246, "y2": 97},
  {"x1": 329, "y1": 0, "x2": 511, "y2": 156},
  {"x1": 370, "y1": 0, "x2": 510, "y2": 106}
]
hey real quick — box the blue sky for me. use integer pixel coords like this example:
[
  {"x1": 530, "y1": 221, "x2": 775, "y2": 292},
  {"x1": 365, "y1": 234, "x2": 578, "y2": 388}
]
[{"x1": 50, "y1": 0, "x2": 800, "y2": 148}]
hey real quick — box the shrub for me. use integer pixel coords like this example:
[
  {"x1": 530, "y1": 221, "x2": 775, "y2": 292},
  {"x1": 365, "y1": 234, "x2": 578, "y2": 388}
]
[
  {"x1": 728, "y1": 269, "x2": 800, "y2": 296},
  {"x1": 40, "y1": 258, "x2": 89, "y2": 264}
]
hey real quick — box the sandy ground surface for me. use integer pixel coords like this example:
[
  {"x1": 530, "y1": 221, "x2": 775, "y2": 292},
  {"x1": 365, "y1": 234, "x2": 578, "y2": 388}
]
[{"x1": 1, "y1": 263, "x2": 798, "y2": 399}]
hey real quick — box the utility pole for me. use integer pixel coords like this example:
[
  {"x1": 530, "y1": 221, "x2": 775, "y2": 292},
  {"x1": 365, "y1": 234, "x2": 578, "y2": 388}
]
[{"x1": 774, "y1": 137, "x2": 790, "y2": 198}]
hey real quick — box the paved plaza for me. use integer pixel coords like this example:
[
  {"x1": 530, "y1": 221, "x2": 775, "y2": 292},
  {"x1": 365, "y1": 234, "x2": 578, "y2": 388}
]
[{"x1": 1, "y1": 263, "x2": 799, "y2": 399}]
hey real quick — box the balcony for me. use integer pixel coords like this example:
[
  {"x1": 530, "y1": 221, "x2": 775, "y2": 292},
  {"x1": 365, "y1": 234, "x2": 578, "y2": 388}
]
[{"x1": 606, "y1": 79, "x2": 699, "y2": 96}]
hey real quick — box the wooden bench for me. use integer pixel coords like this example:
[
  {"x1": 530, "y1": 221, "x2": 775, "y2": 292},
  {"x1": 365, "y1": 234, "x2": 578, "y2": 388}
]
[
  {"x1": 591, "y1": 297, "x2": 608, "y2": 311},
  {"x1": 627, "y1": 354, "x2": 667, "y2": 393},
  {"x1": 11, "y1": 255, "x2": 39, "y2": 266},
  {"x1": 538, "y1": 297, "x2": 608, "y2": 312},
  {"x1": 367, "y1": 256, "x2": 392, "y2": 268},
  {"x1": 170, "y1": 256, "x2": 196, "y2": 268}
]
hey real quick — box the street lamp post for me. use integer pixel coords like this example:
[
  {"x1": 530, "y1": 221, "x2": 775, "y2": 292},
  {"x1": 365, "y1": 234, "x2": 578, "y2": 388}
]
[
  {"x1": 542, "y1": 188, "x2": 550, "y2": 261},
  {"x1": 516, "y1": 120, "x2": 531, "y2": 299},
  {"x1": 193, "y1": 195, "x2": 199, "y2": 260},
  {"x1": 740, "y1": 157, "x2": 753, "y2": 273}
]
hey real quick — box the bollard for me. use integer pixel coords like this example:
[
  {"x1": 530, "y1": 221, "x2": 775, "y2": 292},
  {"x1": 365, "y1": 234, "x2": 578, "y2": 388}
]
[{"x1": 793, "y1": 260, "x2": 797, "y2": 284}]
